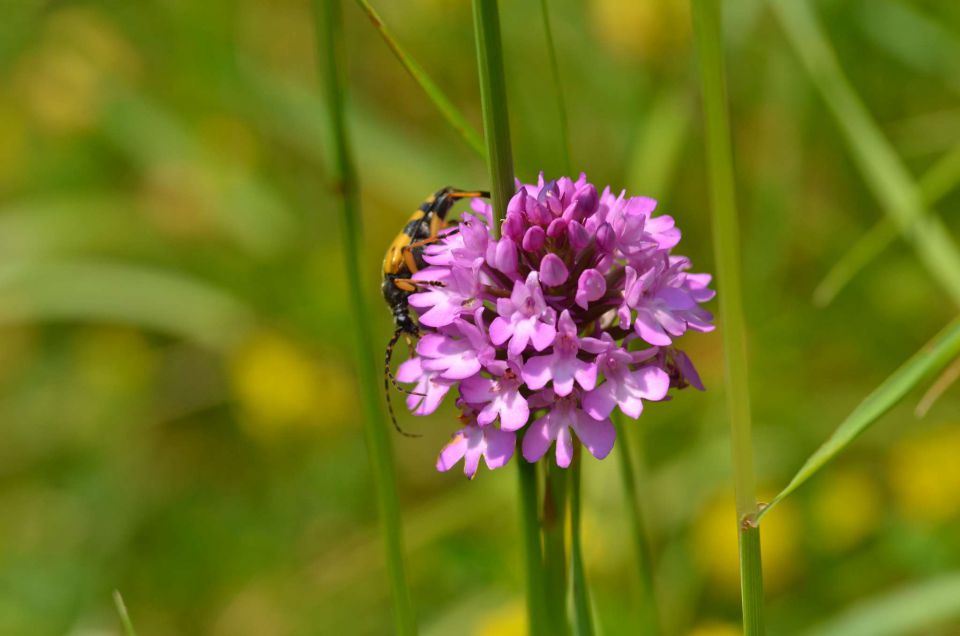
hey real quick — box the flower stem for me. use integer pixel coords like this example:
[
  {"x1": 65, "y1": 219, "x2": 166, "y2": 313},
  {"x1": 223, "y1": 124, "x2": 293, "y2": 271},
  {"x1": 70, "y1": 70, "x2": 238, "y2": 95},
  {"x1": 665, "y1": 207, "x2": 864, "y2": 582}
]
[
  {"x1": 538, "y1": 0, "x2": 572, "y2": 175},
  {"x1": 615, "y1": 419, "x2": 660, "y2": 635},
  {"x1": 518, "y1": 458, "x2": 549, "y2": 636},
  {"x1": 312, "y1": 1, "x2": 416, "y2": 634},
  {"x1": 570, "y1": 447, "x2": 594, "y2": 636},
  {"x1": 690, "y1": 0, "x2": 765, "y2": 633},
  {"x1": 543, "y1": 462, "x2": 571, "y2": 635},
  {"x1": 472, "y1": 0, "x2": 515, "y2": 233}
]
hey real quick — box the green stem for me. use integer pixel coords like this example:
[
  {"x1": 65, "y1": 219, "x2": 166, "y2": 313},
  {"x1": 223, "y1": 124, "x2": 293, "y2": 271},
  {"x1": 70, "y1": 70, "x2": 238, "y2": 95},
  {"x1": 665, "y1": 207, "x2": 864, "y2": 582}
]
[
  {"x1": 518, "y1": 459, "x2": 549, "y2": 636},
  {"x1": 570, "y1": 447, "x2": 594, "y2": 636},
  {"x1": 739, "y1": 524, "x2": 765, "y2": 632},
  {"x1": 691, "y1": 0, "x2": 764, "y2": 633},
  {"x1": 616, "y1": 420, "x2": 660, "y2": 635},
  {"x1": 472, "y1": 0, "x2": 515, "y2": 233},
  {"x1": 538, "y1": 0, "x2": 572, "y2": 175},
  {"x1": 543, "y1": 462, "x2": 571, "y2": 635},
  {"x1": 312, "y1": 1, "x2": 416, "y2": 634}
]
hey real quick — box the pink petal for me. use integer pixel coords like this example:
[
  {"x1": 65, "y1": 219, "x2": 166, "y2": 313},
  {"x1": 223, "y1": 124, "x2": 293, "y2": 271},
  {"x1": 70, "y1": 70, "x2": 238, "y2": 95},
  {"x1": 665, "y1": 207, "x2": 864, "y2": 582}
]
[
  {"x1": 463, "y1": 440, "x2": 483, "y2": 479},
  {"x1": 634, "y1": 309, "x2": 672, "y2": 346},
  {"x1": 499, "y1": 391, "x2": 530, "y2": 431},
  {"x1": 482, "y1": 427, "x2": 516, "y2": 470},
  {"x1": 572, "y1": 412, "x2": 615, "y2": 461},
  {"x1": 529, "y1": 320, "x2": 557, "y2": 351},
  {"x1": 489, "y1": 317, "x2": 512, "y2": 345},
  {"x1": 574, "y1": 360, "x2": 598, "y2": 391},
  {"x1": 630, "y1": 366, "x2": 670, "y2": 401},
  {"x1": 460, "y1": 375, "x2": 494, "y2": 403},
  {"x1": 395, "y1": 358, "x2": 423, "y2": 383},
  {"x1": 437, "y1": 432, "x2": 468, "y2": 472},
  {"x1": 583, "y1": 384, "x2": 616, "y2": 420},
  {"x1": 521, "y1": 354, "x2": 553, "y2": 390},
  {"x1": 555, "y1": 424, "x2": 574, "y2": 468},
  {"x1": 522, "y1": 415, "x2": 554, "y2": 463}
]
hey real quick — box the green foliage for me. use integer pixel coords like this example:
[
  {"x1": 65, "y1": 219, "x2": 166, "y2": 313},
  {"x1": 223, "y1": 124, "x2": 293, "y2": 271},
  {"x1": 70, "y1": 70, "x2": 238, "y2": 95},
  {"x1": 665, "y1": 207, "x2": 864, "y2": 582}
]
[{"x1": 2, "y1": 0, "x2": 960, "y2": 634}]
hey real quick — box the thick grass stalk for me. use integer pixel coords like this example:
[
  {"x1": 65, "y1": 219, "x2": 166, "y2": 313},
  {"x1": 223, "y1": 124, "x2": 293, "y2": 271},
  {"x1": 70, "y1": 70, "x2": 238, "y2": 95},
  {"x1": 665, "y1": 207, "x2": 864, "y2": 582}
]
[
  {"x1": 538, "y1": 0, "x2": 571, "y2": 175},
  {"x1": 471, "y1": 3, "x2": 549, "y2": 633},
  {"x1": 691, "y1": 0, "x2": 765, "y2": 633},
  {"x1": 312, "y1": 1, "x2": 416, "y2": 633},
  {"x1": 543, "y1": 463, "x2": 571, "y2": 635},
  {"x1": 472, "y1": 0, "x2": 515, "y2": 230},
  {"x1": 518, "y1": 460, "x2": 549, "y2": 635},
  {"x1": 615, "y1": 418, "x2": 660, "y2": 634},
  {"x1": 352, "y1": 0, "x2": 486, "y2": 158},
  {"x1": 569, "y1": 447, "x2": 595, "y2": 636}
]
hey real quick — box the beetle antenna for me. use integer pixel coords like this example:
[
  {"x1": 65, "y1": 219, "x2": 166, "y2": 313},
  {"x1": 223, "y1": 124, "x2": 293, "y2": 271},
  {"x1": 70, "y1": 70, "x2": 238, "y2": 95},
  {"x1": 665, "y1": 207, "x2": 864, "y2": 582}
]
[{"x1": 384, "y1": 328, "x2": 422, "y2": 437}]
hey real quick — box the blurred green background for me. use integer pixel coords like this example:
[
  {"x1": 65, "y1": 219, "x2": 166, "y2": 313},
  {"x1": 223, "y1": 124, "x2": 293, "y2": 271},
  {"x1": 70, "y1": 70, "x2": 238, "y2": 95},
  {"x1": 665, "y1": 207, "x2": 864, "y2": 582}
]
[{"x1": 1, "y1": 0, "x2": 959, "y2": 634}]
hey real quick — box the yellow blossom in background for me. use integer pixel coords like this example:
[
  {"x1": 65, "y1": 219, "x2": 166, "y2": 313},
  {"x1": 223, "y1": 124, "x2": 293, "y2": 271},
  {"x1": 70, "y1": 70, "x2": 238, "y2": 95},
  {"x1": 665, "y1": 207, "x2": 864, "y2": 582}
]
[
  {"x1": 590, "y1": 0, "x2": 690, "y2": 62},
  {"x1": 810, "y1": 463, "x2": 882, "y2": 552},
  {"x1": 688, "y1": 622, "x2": 742, "y2": 636},
  {"x1": 229, "y1": 330, "x2": 353, "y2": 438},
  {"x1": 473, "y1": 601, "x2": 525, "y2": 636},
  {"x1": 887, "y1": 424, "x2": 960, "y2": 525},
  {"x1": 691, "y1": 494, "x2": 801, "y2": 596},
  {"x1": 13, "y1": 7, "x2": 138, "y2": 134}
]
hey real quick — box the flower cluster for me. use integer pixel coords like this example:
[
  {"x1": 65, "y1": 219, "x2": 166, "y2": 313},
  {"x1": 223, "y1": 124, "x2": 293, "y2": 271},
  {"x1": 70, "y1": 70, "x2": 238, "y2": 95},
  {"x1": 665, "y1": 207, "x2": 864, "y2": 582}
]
[{"x1": 398, "y1": 175, "x2": 714, "y2": 478}]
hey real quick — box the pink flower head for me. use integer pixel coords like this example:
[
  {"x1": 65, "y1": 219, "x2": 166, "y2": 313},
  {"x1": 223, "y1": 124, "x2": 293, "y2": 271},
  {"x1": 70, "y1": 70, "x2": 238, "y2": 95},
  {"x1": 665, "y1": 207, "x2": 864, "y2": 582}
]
[{"x1": 396, "y1": 176, "x2": 714, "y2": 477}]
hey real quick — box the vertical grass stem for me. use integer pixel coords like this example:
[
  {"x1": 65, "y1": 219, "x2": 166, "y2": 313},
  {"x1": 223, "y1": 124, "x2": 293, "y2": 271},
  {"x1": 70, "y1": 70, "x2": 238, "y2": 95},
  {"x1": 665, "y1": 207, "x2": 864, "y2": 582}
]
[
  {"x1": 691, "y1": 0, "x2": 765, "y2": 633},
  {"x1": 313, "y1": 1, "x2": 416, "y2": 633}
]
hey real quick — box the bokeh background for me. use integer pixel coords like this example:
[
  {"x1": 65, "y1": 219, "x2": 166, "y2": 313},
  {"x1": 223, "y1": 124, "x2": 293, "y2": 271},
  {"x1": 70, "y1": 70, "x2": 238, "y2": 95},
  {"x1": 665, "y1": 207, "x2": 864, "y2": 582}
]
[{"x1": 1, "y1": 0, "x2": 959, "y2": 634}]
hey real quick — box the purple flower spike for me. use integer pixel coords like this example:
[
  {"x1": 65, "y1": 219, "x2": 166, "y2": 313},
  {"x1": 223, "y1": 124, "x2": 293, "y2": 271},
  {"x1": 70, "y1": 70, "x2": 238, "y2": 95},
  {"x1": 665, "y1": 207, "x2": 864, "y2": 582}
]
[{"x1": 393, "y1": 177, "x2": 714, "y2": 478}]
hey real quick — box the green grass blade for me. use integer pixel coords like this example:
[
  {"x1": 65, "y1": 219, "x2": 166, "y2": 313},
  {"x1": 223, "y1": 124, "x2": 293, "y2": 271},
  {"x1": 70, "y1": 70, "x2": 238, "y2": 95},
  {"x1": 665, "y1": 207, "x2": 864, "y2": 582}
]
[
  {"x1": 802, "y1": 573, "x2": 960, "y2": 636},
  {"x1": 352, "y1": 0, "x2": 485, "y2": 158},
  {"x1": 569, "y1": 450, "x2": 594, "y2": 636},
  {"x1": 770, "y1": 0, "x2": 960, "y2": 307},
  {"x1": 814, "y1": 143, "x2": 960, "y2": 306},
  {"x1": 538, "y1": 0, "x2": 571, "y2": 175},
  {"x1": 691, "y1": 0, "x2": 764, "y2": 632},
  {"x1": 615, "y1": 419, "x2": 660, "y2": 635},
  {"x1": 0, "y1": 260, "x2": 254, "y2": 351},
  {"x1": 856, "y1": 0, "x2": 960, "y2": 97},
  {"x1": 311, "y1": 1, "x2": 416, "y2": 633},
  {"x1": 472, "y1": 0, "x2": 515, "y2": 230},
  {"x1": 760, "y1": 316, "x2": 960, "y2": 519},
  {"x1": 113, "y1": 590, "x2": 138, "y2": 636}
]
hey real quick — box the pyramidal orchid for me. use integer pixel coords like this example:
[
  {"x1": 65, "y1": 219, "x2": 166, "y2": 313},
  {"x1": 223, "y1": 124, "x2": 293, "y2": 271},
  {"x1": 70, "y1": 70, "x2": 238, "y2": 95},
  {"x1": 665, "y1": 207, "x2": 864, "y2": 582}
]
[{"x1": 399, "y1": 174, "x2": 714, "y2": 478}]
